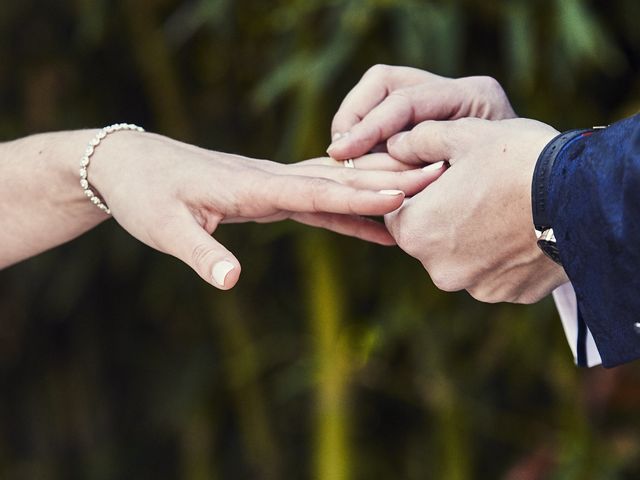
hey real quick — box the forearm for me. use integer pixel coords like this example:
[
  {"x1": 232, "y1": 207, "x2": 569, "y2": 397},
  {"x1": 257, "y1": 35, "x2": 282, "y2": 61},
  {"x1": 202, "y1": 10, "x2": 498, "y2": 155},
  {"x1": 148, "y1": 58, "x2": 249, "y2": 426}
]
[{"x1": 0, "y1": 130, "x2": 107, "y2": 268}]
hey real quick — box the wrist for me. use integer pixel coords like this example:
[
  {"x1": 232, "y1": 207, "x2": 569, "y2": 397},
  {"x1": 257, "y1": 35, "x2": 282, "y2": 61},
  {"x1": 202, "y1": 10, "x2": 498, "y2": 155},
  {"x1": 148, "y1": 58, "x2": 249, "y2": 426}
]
[
  {"x1": 531, "y1": 128, "x2": 596, "y2": 264},
  {"x1": 86, "y1": 128, "x2": 150, "y2": 212},
  {"x1": 48, "y1": 130, "x2": 109, "y2": 224}
]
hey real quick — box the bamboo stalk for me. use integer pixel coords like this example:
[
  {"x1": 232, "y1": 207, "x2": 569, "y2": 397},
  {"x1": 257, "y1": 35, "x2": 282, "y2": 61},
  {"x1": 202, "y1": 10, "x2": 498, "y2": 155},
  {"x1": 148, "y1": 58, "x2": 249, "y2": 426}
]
[
  {"x1": 121, "y1": 0, "x2": 194, "y2": 141},
  {"x1": 300, "y1": 232, "x2": 351, "y2": 480},
  {"x1": 209, "y1": 293, "x2": 283, "y2": 479}
]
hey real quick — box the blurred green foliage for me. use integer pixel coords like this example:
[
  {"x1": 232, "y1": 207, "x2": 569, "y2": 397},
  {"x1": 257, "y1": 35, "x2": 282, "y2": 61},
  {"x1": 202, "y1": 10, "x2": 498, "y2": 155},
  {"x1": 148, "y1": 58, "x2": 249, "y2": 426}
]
[{"x1": 1, "y1": 0, "x2": 639, "y2": 479}]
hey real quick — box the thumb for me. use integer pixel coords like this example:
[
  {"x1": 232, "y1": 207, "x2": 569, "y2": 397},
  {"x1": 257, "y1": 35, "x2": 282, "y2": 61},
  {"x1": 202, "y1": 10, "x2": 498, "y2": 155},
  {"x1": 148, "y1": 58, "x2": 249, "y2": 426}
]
[
  {"x1": 386, "y1": 119, "x2": 468, "y2": 165},
  {"x1": 159, "y1": 216, "x2": 241, "y2": 290}
]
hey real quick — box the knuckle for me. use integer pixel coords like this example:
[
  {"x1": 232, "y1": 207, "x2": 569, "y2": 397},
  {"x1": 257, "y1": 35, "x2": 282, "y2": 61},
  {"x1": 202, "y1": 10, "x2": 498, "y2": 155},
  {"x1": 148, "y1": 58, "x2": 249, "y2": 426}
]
[
  {"x1": 467, "y1": 287, "x2": 495, "y2": 303},
  {"x1": 467, "y1": 284, "x2": 511, "y2": 304},
  {"x1": 513, "y1": 293, "x2": 539, "y2": 305},
  {"x1": 388, "y1": 88, "x2": 412, "y2": 102},
  {"x1": 391, "y1": 222, "x2": 423, "y2": 259},
  {"x1": 410, "y1": 121, "x2": 441, "y2": 151},
  {"x1": 468, "y1": 76, "x2": 513, "y2": 118},
  {"x1": 386, "y1": 202, "x2": 431, "y2": 258},
  {"x1": 307, "y1": 176, "x2": 331, "y2": 194},
  {"x1": 449, "y1": 117, "x2": 484, "y2": 144},
  {"x1": 511, "y1": 287, "x2": 543, "y2": 305},
  {"x1": 390, "y1": 224, "x2": 410, "y2": 251},
  {"x1": 430, "y1": 269, "x2": 465, "y2": 293},
  {"x1": 365, "y1": 63, "x2": 391, "y2": 79},
  {"x1": 476, "y1": 75, "x2": 503, "y2": 94},
  {"x1": 453, "y1": 116, "x2": 481, "y2": 128},
  {"x1": 191, "y1": 243, "x2": 216, "y2": 271},
  {"x1": 387, "y1": 89, "x2": 414, "y2": 112},
  {"x1": 331, "y1": 116, "x2": 344, "y2": 133},
  {"x1": 307, "y1": 177, "x2": 333, "y2": 209},
  {"x1": 413, "y1": 119, "x2": 438, "y2": 138}
]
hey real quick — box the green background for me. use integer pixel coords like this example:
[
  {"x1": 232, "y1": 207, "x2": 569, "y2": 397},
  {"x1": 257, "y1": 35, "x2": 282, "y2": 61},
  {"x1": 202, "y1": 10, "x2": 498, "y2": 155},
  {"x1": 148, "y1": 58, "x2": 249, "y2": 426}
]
[{"x1": 1, "y1": 0, "x2": 639, "y2": 478}]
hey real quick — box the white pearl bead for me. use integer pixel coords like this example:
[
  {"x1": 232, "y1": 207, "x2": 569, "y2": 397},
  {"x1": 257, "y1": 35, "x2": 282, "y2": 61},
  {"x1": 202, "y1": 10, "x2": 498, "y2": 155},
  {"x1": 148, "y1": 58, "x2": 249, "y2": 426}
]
[{"x1": 81, "y1": 123, "x2": 144, "y2": 215}]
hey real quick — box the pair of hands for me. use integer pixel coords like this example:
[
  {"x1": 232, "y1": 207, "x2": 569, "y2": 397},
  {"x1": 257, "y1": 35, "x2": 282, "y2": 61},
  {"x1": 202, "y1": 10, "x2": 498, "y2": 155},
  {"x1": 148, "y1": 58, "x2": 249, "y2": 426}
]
[
  {"x1": 326, "y1": 66, "x2": 568, "y2": 303},
  {"x1": 94, "y1": 65, "x2": 567, "y2": 303}
]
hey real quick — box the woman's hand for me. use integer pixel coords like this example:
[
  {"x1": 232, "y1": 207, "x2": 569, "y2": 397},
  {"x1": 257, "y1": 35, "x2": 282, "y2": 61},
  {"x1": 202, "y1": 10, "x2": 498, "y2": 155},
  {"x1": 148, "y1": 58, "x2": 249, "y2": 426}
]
[{"x1": 87, "y1": 131, "x2": 440, "y2": 289}]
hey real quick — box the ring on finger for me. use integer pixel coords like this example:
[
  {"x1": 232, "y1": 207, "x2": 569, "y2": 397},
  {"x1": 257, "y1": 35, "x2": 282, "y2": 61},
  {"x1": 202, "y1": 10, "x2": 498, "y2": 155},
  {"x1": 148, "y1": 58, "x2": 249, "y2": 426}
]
[{"x1": 343, "y1": 159, "x2": 355, "y2": 168}]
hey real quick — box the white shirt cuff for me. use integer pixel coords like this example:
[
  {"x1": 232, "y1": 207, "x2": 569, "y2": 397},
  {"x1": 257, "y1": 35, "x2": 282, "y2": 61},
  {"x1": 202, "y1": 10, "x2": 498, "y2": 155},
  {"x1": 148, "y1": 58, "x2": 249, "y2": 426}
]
[{"x1": 552, "y1": 282, "x2": 602, "y2": 367}]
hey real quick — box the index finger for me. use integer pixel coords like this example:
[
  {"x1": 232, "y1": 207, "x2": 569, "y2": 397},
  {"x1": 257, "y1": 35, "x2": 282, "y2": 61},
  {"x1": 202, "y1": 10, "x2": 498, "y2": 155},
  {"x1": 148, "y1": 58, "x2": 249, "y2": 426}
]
[
  {"x1": 330, "y1": 65, "x2": 437, "y2": 138},
  {"x1": 327, "y1": 81, "x2": 464, "y2": 161},
  {"x1": 262, "y1": 175, "x2": 406, "y2": 216}
]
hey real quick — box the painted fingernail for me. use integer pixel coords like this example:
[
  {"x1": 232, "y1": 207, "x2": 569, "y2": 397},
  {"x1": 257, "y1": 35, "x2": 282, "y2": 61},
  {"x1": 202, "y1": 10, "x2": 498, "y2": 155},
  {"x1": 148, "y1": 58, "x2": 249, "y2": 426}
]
[
  {"x1": 378, "y1": 189, "x2": 404, "y2": 196},
  {"x1": 422, "y1": 161, "x2": 445, "y2": 172},
  {"x1": 212, "y1": 260, "x2": 235, "y2": 288}
]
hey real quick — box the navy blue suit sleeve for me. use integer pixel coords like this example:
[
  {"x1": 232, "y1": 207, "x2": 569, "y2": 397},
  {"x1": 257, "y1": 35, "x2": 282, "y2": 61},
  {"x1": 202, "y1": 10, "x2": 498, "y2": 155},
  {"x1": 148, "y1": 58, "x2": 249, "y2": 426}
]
[{"x1": 547, "y1": 113, "x2": 640, "y2": 367}]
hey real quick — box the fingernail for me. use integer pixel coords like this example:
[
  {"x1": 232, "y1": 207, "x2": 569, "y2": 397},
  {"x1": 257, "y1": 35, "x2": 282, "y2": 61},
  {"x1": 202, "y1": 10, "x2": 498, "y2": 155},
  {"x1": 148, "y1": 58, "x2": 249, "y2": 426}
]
[
  {"x1": 422, "y1": 161, "x2": 445, "y2": 172},
  {"x1": 388, "y1": 132, "x2": 407, "y2": 146},
  {"x1": 332, "y1": 132, "x2": 343, "y2": 141},
  {"x1": 327, "y1": 132, "x2": 350, "y2": 155},
  {"x1": 378, "y1": 189, "x2": 404, "y2": 196},
  {"x1": 212, "y1": 260, "x2": 235, "y2": 287}
]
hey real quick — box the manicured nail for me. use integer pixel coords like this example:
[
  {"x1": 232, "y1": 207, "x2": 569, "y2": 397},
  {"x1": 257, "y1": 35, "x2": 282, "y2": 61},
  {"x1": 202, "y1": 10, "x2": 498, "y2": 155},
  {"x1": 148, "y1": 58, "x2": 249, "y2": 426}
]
[
  {"x1": 423, "y1": 161, "x2": 445, "y2": 172},
  {"x1": 327, "y1": 131, "x2": 350, "y2": 155},
  {"x1": 212, "y1": 260, "x2": 235, "y2": 287},
  {"x1": 378, "y1": 189, "x2": 404, "y2": 196}
]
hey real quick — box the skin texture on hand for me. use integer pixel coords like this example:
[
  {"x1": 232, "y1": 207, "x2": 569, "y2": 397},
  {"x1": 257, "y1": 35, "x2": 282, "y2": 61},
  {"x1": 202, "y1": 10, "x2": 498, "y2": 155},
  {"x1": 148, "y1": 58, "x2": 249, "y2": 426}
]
[
  {"x1": 383, "y1": 117, "x2": 569, "y2": 304},
  {"x1": 327, "y1": 64, "x2": 517, "y2": 161}
]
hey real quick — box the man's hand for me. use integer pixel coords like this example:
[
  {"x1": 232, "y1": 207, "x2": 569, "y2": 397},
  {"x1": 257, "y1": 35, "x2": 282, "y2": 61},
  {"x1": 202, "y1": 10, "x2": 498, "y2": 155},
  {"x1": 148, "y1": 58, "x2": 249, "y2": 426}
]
[
  {"x1": 383, "y1": 117, "x2": 569, "y2": 304},
  {"x1": 327, "y1": 65, "x2": 517, "y2": 162}
]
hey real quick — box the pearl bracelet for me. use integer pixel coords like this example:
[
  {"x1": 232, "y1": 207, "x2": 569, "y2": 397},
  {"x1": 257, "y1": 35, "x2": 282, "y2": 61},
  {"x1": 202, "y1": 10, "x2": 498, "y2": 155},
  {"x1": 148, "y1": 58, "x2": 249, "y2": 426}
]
[{"x1": 80, "y1": 123, "x2": 145, "y2": 215}]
